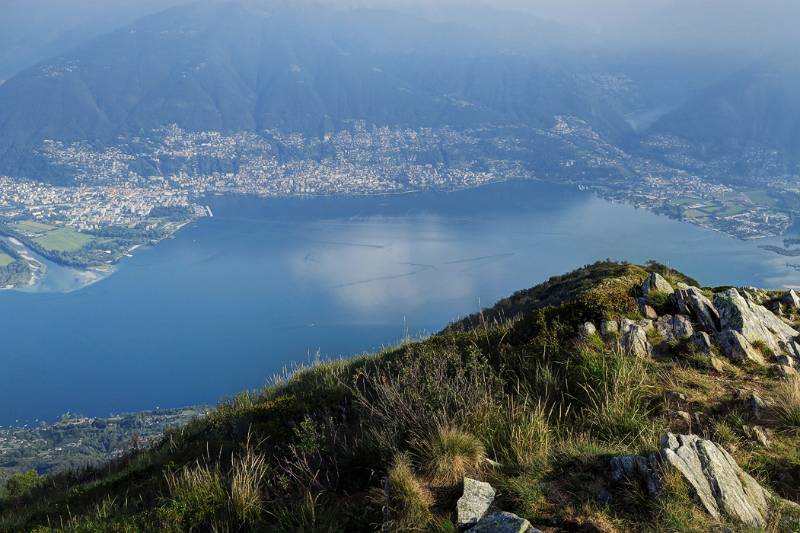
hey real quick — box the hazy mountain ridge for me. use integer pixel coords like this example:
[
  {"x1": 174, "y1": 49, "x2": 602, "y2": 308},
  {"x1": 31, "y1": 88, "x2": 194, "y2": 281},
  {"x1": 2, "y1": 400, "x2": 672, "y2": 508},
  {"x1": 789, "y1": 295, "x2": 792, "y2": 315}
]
[{"x1": 0, "y1": 0, "x2": 636, "y2": 179}]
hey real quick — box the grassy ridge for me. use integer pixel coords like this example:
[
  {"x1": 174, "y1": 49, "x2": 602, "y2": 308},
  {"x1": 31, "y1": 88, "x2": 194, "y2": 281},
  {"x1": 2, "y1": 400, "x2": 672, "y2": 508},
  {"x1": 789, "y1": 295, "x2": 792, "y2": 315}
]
[{"x1": 2, "y1": 261, "x2": 800, "y2": 531}]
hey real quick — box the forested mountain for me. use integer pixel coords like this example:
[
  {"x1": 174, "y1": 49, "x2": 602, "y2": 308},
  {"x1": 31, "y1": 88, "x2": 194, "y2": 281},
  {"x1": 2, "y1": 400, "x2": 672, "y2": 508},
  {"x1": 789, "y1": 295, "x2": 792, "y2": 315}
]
[{"x1": 0, "y1": 1, "x2": 636, "y2": 178}]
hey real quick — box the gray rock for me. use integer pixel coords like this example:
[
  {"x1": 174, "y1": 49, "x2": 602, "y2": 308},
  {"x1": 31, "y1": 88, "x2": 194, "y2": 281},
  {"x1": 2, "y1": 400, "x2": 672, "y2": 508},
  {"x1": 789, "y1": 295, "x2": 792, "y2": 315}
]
[
  {"x1": 673, "y1": 314, "x2": 694, "y2": 338},
  {"x1": 621, "y1": 318, "x2": 654, "y2": 335},
  {"x1": 469, "y1": 511, "x2": 536, "y2": 532},
  {"x1": 782, "y1": 289, "x2": 800, "y2": 309},
  {"x1": 660, "y1": 433, "x2": 769, "y2": 528},
  {"x1": 716, "y1": 330, "x2": 765, "y2": 365},
  {"x1": 642, "y1": 272, "x2": 674, "y2": 296},
  {"x1": 457, "y1": 478, "x2": 495, "y2": 527},
  {"x1": 691, "y1": 332, "x2": 714, "y2": 354},
  {"x1": 750, "y1": 393, "x2": 767, "y2": 420},
  {"x1": 622, "y1": 324, "x2": 652, "y2": 358},
  {"x1": 609, "y1": 454, "x2": 661, "y2": 497},
  {"x1": 775, "y1": 354, "x2": 795, "y2": 367},
  {"x1": 752, "y1": 426, "x2": 770, "y2": 448},
  {"x1": 578, "y1": 322, "x2": 597, "y2": 338},
  {"x1": 671, "y1": 286, "x2": 720, "y2": 333},
  {"x1": 779, "y1": 339, "x2": 800, "y2": 359},
  {"x1": 714, "y1": 288, "x2": 800, "y2": 356},
  {"x1": 656, "y1": 314, "x2": 694, "y2": 341},
  {"x1": 600, "y1": 320, "x2": 619, "y2": 337}
]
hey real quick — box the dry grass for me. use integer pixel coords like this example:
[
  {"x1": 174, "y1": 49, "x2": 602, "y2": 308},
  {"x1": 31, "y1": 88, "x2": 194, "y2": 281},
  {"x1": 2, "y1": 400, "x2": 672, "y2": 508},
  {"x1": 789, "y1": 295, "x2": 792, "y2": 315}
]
[
  {"x1": 773, "y1": 376, "x2": 800, "y2": 429},
  {"x1": 418, "y1": 426, "x2": 485, "y2": 487},
  {"x1": 230, "y1": 435, "x2": 269, "y2": 523},
  {"x1": 385, "y1": 453, "x2": 433, "y2": 530}
]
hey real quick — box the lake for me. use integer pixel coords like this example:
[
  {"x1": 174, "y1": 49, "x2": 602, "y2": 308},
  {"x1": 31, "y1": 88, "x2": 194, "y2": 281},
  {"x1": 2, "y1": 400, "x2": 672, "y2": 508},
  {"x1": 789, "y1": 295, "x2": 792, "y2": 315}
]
[{"x1": 2, "y1": 180, "x2": 799, "y2": 425}]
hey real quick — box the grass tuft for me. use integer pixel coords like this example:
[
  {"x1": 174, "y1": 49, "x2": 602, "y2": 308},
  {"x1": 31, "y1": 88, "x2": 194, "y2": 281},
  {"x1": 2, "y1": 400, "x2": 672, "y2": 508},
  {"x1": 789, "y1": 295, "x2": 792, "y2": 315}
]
[
  {"x1": 774, "y1": 376, "x2": 800, "y2": 429},
  {"x1": 418, "y1": 426, "x2": 485, "y2": 487}
]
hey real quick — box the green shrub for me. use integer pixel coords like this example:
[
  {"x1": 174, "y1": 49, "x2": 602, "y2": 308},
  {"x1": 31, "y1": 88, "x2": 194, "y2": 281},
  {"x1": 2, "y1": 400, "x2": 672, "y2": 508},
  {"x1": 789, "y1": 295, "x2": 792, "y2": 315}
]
[{"x1": 4, "y1": 469, "x2": 39, "y2": 498}]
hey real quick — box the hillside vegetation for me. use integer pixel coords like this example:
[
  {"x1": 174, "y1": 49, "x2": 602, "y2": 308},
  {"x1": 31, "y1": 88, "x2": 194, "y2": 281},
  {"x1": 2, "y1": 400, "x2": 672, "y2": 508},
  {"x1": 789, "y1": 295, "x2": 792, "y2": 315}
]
[{"x1": 2, "y1": 260, "x2": 800, "y2": 532}]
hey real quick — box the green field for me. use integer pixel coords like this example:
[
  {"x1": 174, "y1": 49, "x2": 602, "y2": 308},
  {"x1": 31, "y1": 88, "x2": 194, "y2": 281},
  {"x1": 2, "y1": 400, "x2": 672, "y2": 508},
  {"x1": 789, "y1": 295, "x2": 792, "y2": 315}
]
[
  {"x1": 743, "y1": 189, "x2": 777, "y2": 207},
  {"x1": 0, "y1": 253, "x2": 14, "y2": 267},
  {"x1": 31, "y1": 227, "x2": 94, "y2": 252},
  {"x1": 12, "y1": 220, "x2": 55, "y2": 236}
]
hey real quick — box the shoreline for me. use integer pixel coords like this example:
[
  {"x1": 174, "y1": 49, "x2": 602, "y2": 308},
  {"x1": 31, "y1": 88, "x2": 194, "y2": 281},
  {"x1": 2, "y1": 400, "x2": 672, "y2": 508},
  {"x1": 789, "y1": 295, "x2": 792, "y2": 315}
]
[{"x1": 2, "y1": 179, "x2": 797, "y2": 293}]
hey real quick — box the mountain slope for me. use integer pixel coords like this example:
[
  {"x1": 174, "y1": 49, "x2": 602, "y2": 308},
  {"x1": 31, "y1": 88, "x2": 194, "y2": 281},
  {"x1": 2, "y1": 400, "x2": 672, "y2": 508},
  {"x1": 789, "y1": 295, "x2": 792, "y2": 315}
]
[
  {"x1": 647, "y1": 56, "x2": 800, "y2": 169},
  {"x1": 0, "y1": 0, "x2": 634, "y2": 179},
  {"x1": 2, "y1": 260, "x2": 800, "y2": 531}
]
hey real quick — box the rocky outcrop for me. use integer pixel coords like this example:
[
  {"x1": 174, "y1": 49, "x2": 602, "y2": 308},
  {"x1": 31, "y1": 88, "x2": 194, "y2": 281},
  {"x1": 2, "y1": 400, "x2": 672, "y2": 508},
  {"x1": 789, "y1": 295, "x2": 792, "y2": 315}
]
[
  {"x1": 641, "y1": 272, "x2": 673, "y2": 296},
  {"x1": 782, "y1": 289, "x2": 800, "y2": 309},
  {"x1": 655, "y1": 314, "x2": 694, "y2": 342},
  {"x1": 671, "y1": 286, "x2": 720, "y2": 333},
  {"x1": 457, "y1": 478, "x2": 495, "y2": 527},
  {"x1": 716, "y1": 329, "x2": 765, "y2": 364},
  {"x1": 660, "y1": 433, "x2": 769, "y2": 528},
  {"x1": 469, "y1": 512, "x2": 537, "y2": 532},
  {"x1": 621, "y1": 324, "x2": 652, "y2": 358},
  {"x1": 610, "y1": 433, "x2": 781, "y2": 529},
  {"x1": 714, "y1": 288, "x2": 799, "y2": 356}
]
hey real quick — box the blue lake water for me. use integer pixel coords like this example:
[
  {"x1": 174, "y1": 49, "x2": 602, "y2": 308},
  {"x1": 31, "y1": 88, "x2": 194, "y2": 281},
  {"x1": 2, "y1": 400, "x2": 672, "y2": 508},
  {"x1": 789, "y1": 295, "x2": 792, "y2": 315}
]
[{"x1": 2, "y1": 180, "x2": 799, "y2": 425}]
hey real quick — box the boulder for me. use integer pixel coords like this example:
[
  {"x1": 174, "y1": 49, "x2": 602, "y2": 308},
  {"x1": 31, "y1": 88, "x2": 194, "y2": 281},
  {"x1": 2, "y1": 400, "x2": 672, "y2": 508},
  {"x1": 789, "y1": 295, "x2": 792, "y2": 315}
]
[
  {"x1": 782, "y1": 289, "x2": 800, "y2": 309},
  {"x1": 457, "y1": 478, "x2": 495, "y2": 527},
  {"x1": 469, "y1": 511, "x2": 537, "y2": 532},
  {"x1": 642, "y1": 272, "x2": 674, "y2": 296},
  {"x1": 621, "y1": 324, "x2": 652, "y2": 358},
  {"x1": 691, "y1": 332, "x2": 714, "y2": 354},
  {"x1": 609, "y1": 454, "x2": 661, "y2": 497},
  {"x1": 716, "y1": 330, "x2": 765, "y2": 365},
  {"x1": 660, "y1": 433, "x2": 769, "y2": 528},
  {"x1": 671, "y1": 286, "x2": 720, "y2": 333},
  {"x1": 714, "y1": 288, "x2": 799, "y2": 356},
  {"x1": 656, "y1": 314, "x2": 695, "y2": 342},
  {"x1": 578, "y1": 322, "x2": 597, "y2": 338}
]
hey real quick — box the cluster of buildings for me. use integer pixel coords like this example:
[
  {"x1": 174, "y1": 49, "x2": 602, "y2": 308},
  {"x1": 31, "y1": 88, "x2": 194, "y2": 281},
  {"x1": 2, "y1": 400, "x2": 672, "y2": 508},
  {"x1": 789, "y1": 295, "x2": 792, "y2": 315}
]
[
  {"x1": 0, "y1": 176, "x2": 197, "y2": 233},
  {"x1": 0, "y1": 118, "x2": 796, "y2": 247}
]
